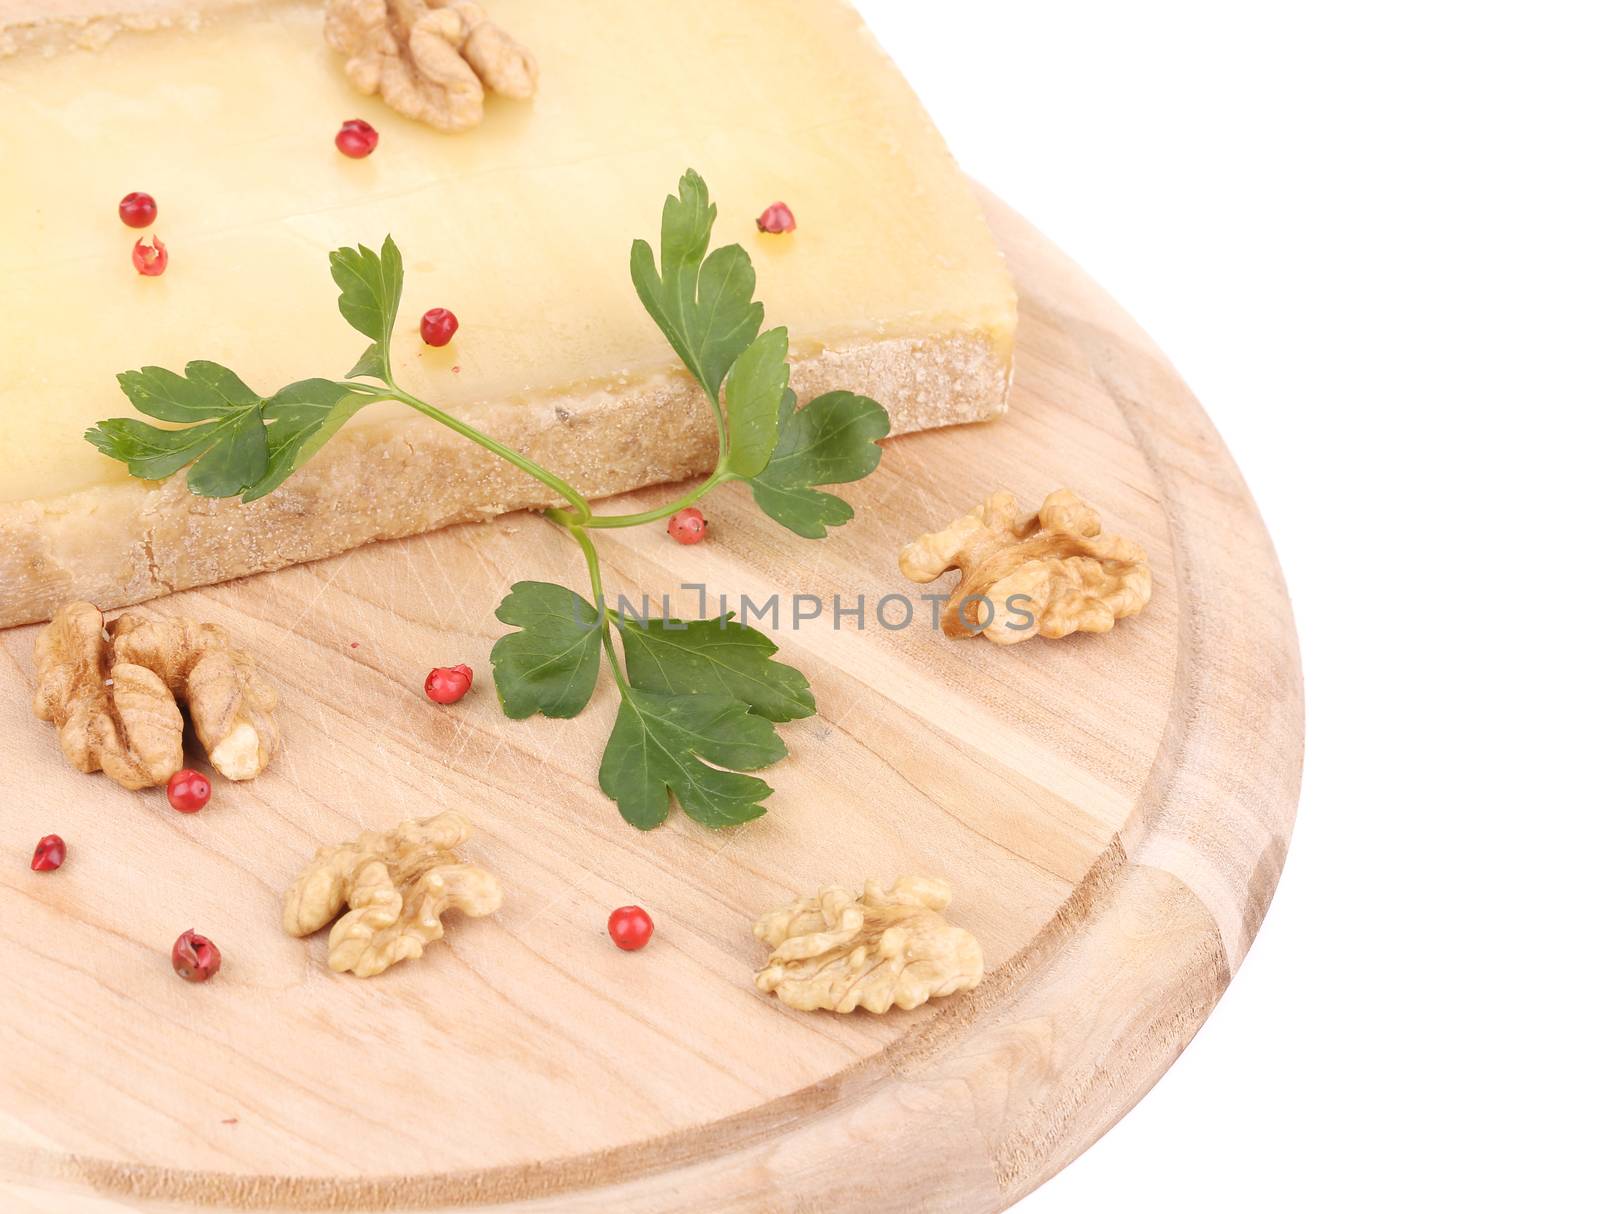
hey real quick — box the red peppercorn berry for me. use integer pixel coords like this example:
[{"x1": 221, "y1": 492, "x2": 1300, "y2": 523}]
[
  {"x1": 667, "y1": 507, "x2": 707, "y2": 545},
  {"x1": 167, "y1": 768, "x2": 212, "y2": 813},
  {"x1": 425, "y1": 663, "x2": 474, "y2": 704},
  {"x1": 118, "y1": 191, "x2": 157, "y2": 228},
  {"x1": 420, "y1": 307, "x2": 460, "y2": 348},
  {"x1": 608, "y1": 905, "x2": 654, "y2": 951},
  {"x1": 756, "y1": 201, "x2": 796, "y2": 234},
  {"x1": 172, "y1": 929, "x2": 222, "y2": 983},
  {"x1": 132, "y1": 235, "x2": 168, "y2": 277},
  {"x1": 335, "y1": 118, "x2": 379, "y2": 159},
  {"x1": 31, "y1": 835, "x2": 66, "y2": 873}
]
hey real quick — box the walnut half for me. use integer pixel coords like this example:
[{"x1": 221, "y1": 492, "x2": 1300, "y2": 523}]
[
  {"x1": 31, "y1": 602, "x2": 279, "y2": 790},
  {"x1": 282, "y1": 812, "x2": 503, "y2": 977},
  {"x1": 325, "y1": 0, "x2": 537, "y2": 132},
  {"x1": 899, "y1": 488, "x2": 1153, "y2": 644},
  {"x1": 754, "y1": 877, "x2": 983, "y2": 1014}
]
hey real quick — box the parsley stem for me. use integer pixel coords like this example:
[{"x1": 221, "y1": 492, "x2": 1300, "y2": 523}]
[
  {"x1": 386, "y1": 386, "x2": 593, "y2": 522},
  {"x1": 578, "y1": 467, "x2": 732, "y2": 530},
  {"x1": 710, "y1": 394, "x2": 729, "y2": 460},
  {"x1": 565, "y1": 523, "x2": 626, "y2": 682}
]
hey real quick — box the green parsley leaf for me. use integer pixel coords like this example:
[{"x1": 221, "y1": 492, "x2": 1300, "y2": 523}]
[
  {"x1": 630, "y1": 169, "x2": 764, "y2": 404},
  {"x1": 748, "y1": 390, "x2": 891, "y2": 538},
  {"x1": 243, "y1": 380, "x2": 371, "y2": 503},
  {"x1": 184, "y1": 410, "x2": 269, "y2": 498},
  {"x1": 108, "y1": 360, "x2": 254, "y2": 422},
  {"x1": 89, "y1": 237, "x2": 405, "y2": 499},
  {"x1": 329, "y1": 236, "x2": 404, "y2": 380},
  {"x1": 183, "y1": 361, "x2": 262, "y2": 410},
  {"x1": 722, "y1": 327, "x2": 789, "y2": 478},
  {"x1": 490, "y1": 582, "x2": 604, "y2": 719},
  {"x1": 88, "y1": 370, "x2": 371, "y2": 503},
  {"x1": 84, "y1": 418, "x2": 220, "y2": 482},
  {"x1": 619, "y1": 613, "x2": 814, "y2": 722},
  {"x1": 88, "y1": 361, "x2": 271, "y2": 497},
  {"x1": 599, "y1": 689, "x2": 785, "y2": 829}
]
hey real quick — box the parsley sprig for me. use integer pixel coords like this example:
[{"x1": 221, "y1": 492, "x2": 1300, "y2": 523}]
[{"x1": 87, "y1": 170, "x2": 889, "y2": 829}]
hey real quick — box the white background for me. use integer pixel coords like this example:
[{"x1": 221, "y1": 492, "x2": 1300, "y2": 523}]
[{"x1": 856, "y1": 2, "x2": 1597, "y2": 1210}]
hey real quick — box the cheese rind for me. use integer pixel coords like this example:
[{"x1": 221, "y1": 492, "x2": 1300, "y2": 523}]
[
  {"x1": 1, "y1": 333, "x2": 1006, "y2": 626},
  {"x1": 0, "y1": 0, "x2": 1016, "y2": 626}
]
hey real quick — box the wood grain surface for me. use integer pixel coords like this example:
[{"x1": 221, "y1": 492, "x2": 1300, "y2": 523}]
[{"x1": 0, "y1": 192, "x2": 1303, "y2": 1212}]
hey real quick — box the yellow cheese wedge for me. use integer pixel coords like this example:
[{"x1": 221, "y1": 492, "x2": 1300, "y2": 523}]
[{"x1": 0, "y1": 0, "x2": 1015, "y2": 627}]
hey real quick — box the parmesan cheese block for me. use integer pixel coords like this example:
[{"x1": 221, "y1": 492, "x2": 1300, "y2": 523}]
[{"x1": 0, "y1": 0, "x2": 1016, "y2": 628}]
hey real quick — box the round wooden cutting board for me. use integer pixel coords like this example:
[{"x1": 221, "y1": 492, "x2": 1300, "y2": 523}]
[{"x1": 0, "y1": 193, "x2": 1302, "y2": 1213}]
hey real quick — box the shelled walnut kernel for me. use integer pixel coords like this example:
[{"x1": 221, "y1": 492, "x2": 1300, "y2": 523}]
[
  {"x1": 32, "y1": 602, "x2": 279, "y2": 790},
  {"x1": 899, "y1": 488, "x2": 1152, "y2": 644},
  {"x1": 283, "y1": 811, "x2": 502, "y2": 977},
  {"x1": 754, "y1": 877, "x2": 982, "y2": 1014},
  {"x1": 325, "y1": 0, "x2": 536, "y2": 131}
]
